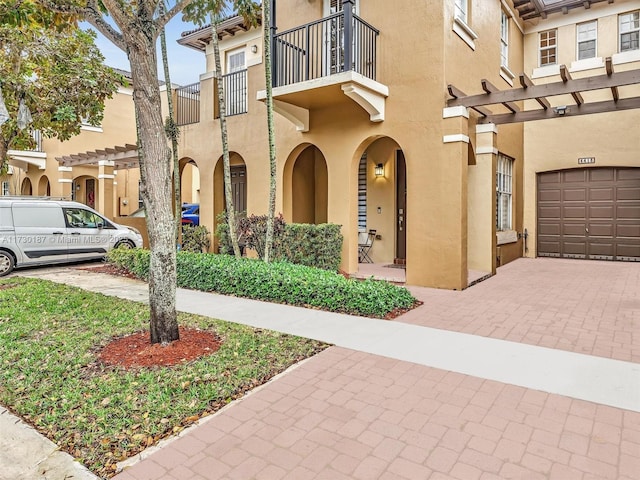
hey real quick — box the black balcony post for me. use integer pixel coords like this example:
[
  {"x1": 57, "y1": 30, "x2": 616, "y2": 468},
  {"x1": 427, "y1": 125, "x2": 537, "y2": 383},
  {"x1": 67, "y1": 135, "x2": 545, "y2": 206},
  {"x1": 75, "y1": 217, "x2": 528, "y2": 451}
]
[
  {"x1": 342, "y1": 0, "x2": 354, "y2": 72},
  {"x1": 270, "y1": 0, "x2": 277, "y2": 86}
]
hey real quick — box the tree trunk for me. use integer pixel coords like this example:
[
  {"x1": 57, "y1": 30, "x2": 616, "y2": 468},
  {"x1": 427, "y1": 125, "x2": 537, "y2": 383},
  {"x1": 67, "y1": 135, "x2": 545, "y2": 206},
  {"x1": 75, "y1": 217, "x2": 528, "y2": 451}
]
[
  {"x1": 159, "y1": 13, "x2": 182, "y2": 243},
  {"x1": 126, "y1": 33, "x2": 179, "y2": 344},
  {"x1": 263, "y1": 0, "x2": 277, "y2": 263},
  {"x1": 212, "y1": 18, "x2": 241, "y2": 258}
]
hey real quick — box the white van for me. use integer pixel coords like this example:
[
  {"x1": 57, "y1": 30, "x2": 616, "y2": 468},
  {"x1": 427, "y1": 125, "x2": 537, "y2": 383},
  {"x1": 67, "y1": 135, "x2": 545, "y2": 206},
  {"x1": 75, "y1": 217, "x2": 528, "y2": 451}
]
[{"x1": 0, "y1": 197, "x2": 143, "y2": 276}]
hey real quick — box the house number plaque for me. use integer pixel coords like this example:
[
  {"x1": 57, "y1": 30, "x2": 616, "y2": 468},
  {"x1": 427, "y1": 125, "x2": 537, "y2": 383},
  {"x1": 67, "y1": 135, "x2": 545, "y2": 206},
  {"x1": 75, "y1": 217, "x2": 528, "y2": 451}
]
[{"x1": 578, "y1": 157, "x2": 595, "y2": 164}]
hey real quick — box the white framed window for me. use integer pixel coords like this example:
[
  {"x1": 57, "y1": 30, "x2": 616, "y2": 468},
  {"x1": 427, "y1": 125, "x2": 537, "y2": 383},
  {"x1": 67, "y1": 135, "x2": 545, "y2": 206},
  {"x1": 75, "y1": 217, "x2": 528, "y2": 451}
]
[
  {"x1": 1, "y1": 181, "x2": 9, "y2": 196},
  {"x1": 577, "y1": 21, "x2": 597, "y2": 60},
  {"x1": 539, "y1": 29, "x2": 557, "y2": 66},
  {"x1": 496, "y1": 153, "x2": 514, "y2": 231},
  {"x1": 619, "y1": 11, "x2": 640, "y2": 52},
  {"x1": 454, "y1": 0, "x2": 468, "y2": 23},
  {"x1": 500, "y1": 10, "x2": 509, "y2": 68}
]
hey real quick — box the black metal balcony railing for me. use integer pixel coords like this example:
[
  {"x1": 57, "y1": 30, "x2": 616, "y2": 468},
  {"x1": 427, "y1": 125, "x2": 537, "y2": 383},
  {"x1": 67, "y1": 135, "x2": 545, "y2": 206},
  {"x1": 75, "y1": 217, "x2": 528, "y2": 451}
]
[
  {"x1": 272, "y1": 10, "x2": 379, "y2": 88},
  {"x1": 176, "y1": 83, "x2": 200, "y2": 126},
  {"x1": 223, "y1": 69, "x2": 247, "y2": 116}
]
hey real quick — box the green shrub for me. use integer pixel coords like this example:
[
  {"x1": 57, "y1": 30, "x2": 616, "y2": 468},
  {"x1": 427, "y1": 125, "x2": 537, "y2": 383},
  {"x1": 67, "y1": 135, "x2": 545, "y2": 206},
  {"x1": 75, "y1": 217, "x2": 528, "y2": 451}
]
[
  {"x1": 276, "y1": 223, "x2": 343, "y2": 271},
  {"x1": 237, "y1": 213, "x2": 286, "y2": 259},
  {"x1": 215, "y1": 211, "x2": 244, "y2": 255},
  {"x1": 181, "y1": 224, "x2": 211, "y2": 253},
  {"x1": 106, "y1": 249, "x2": 416, "y2": 318}
]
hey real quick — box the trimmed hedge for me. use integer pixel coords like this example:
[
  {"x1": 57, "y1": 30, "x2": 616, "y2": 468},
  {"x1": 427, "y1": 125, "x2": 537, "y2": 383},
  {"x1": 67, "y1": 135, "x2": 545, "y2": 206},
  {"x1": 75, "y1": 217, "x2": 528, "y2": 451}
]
[
  {"x1": 107, "y1": 249, "x2": 416, "y2": 318},
  {"x1": 275, "y1": 223, "x2": 343, "y2": 271}
]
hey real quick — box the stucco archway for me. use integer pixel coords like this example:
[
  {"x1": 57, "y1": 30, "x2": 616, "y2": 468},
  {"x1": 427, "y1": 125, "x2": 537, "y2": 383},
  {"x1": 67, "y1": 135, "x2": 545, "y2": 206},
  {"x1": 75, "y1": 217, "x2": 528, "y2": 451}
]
[
  {"x1": 21, "y1": 177, "x2": 32, "y2": 196},
  {"x1": 72, "y1": 175, "x2": 99, "y2": 210},
  {"x1": 283, "y1": 144, "x2": 328, "y2": 225},
  {"x1": 351, "y1": 136, "x2": 406, "y2": 266},
  {"x1": 213, "y1": 153, "x2": 247, "y2": 250},
  {"x1": 37, "y1": 175, "x2": 51, "y2": 196},
  {"x1": 178, "y1": 158, "x2": 201, "y2": 205}
]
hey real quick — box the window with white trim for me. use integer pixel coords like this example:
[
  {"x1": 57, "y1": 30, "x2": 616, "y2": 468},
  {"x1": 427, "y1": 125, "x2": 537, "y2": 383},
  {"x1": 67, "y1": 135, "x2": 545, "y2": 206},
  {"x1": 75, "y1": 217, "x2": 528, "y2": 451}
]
[
  {"x1": 1, "y1": 181, "x2": 9, "y2": 196},
  {"x1": 496, "y1": 154, "x2": 513, "y2": 231},
  {"x1": 500, "y1": 10, "x2": 509, "y2": 68},
  {"x1": 539, "y1": 29, "x2": 557, "y2": 66},
  {"x1": 454, "y1": 0, "x2": 468, "y2": 23},
  {"x1": 358, "y1": 154, "x2": 367, "y2": 230},
  {"x1": 577, "y1": 21, "x2": 597, "y2": 60},
  {"x1": 619, "y1": 11, "x2": 639, "y2": 52}
]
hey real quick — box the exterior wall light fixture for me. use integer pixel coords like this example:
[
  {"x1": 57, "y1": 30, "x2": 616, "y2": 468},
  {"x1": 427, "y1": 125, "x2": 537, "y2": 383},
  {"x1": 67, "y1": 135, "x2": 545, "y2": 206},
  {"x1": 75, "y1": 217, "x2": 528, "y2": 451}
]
[
  {"x1": 251, "y1": 45, "x2": 258, "y2": 54},
  {"x1": 553, "y1": 105, "x2": 568, "y2": 115},
  {"x1": 375, "y1": 163, "x2": 384, "y2": 177}
]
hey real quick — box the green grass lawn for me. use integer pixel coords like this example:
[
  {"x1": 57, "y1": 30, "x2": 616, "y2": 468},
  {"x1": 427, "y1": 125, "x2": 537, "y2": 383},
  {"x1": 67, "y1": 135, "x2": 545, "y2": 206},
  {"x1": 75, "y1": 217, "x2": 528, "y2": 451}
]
[{"x1": 0, "y1": 277, "x2": 328, "y2": 478}]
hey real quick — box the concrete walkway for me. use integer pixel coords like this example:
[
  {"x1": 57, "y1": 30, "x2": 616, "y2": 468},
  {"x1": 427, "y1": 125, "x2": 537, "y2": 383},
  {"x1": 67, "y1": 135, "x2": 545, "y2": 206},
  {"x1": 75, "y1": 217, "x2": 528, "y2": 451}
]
[{"x1": 3, "y1": 258, "x2": 640, "y2": 479}]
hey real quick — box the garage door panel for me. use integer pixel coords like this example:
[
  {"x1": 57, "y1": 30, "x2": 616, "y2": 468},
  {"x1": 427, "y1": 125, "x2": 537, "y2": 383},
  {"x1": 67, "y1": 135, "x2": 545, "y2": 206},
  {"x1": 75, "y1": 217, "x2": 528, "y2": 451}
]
[
  {"x1": 563, "y1": 188, "x2": 586, "y2": 202},
  {"x1": 617, "y1": 224, "x2": 640, "y2": 238},
  {"x1": 589, "y1": 205, "x2": 614, "y2": 219},
  {"x1": 537, "y1": 167, "x2": 640, "y2": 263},
  {"x1": 590, "y1": 188, "x2": 614, "y2": 201},
  {"x1": 616, "y1": 243, "x2": 640, "y2": 259},
  {"x1": 617, "y1": 187, "x2": 640, "y2": 201},
  {"x1": 617, "y1": 169, "x2": 640, "y2": 181},
  {"x1": 539, "y1": 206, "x2": 561, "y2": 219},
  {"x1": 538, "y1": 189, "x2": 561, "y2": 202},
  {"x1": 563, "y1": 206, "x2": 586, "y2": 219},
  {"x1": 563, "y1": 223, "x2": 586, "y2": 235},
  {"x1": 589, "y1": 168, "x2": 614, "y2": 182},
  {"x1": 588, "y1": 224, "x2": 614, "y2": 237},
  {"x1": 538, "y1": 223, "x2": 561, "y2": 235},
  {"x1": 563, "y1": 170, "x2": 587, "y2": 182},
  {"x1": 617, "y1": 205, "x2": 640, "y2": 219}
]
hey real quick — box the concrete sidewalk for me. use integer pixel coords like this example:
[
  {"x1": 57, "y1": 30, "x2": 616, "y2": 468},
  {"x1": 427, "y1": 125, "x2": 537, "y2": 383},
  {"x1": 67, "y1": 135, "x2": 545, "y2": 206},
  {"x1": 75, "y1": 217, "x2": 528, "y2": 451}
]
[{"x1": 3, "y1": 259, "x2": 640, "y2": 479}]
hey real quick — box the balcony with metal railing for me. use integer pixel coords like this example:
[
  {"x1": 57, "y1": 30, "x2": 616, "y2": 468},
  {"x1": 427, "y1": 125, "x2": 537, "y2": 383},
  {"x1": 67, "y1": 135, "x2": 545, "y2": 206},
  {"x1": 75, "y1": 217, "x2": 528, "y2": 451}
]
[
  {"x1": 176, "y1": 83, "x2": 201, "y2": 126},
  {"x1": 7, "y1": 130, "x2": 47, "y2": 170},
  {"x1": 258, "y1": 0, "x2": 388, "y2": 132}
]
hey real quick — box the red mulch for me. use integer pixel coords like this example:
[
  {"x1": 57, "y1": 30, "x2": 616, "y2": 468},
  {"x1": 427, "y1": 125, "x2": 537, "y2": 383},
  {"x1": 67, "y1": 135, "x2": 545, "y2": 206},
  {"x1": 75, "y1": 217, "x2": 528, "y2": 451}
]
[
  {"x1": 78, "y1": 263, "x2": 139, "y2": 280},
  {"x1": 99, "y1": 327, "x2": 221, "y2": 369}
]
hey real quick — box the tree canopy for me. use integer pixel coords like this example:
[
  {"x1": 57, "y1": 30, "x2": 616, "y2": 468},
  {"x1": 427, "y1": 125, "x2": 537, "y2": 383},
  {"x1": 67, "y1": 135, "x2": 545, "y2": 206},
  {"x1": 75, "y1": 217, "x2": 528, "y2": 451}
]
[{"x1": 0, "y1": 1, "x2": 122, "y2": 167}]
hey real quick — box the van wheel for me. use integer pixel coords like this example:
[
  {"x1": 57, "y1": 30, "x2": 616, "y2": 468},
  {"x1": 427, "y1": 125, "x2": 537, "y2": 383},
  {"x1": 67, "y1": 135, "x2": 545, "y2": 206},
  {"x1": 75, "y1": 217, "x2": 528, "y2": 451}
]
[
  {"x1": 114, "y1": 240, "x2": 135, "y2": 249},
  {"x1": 0, "y1": 251, "x2": 15, "y2": 277}
]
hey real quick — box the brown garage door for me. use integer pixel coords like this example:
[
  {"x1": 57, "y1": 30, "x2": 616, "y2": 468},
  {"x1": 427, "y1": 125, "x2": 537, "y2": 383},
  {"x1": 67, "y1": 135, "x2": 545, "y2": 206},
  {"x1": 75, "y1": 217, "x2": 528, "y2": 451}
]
[{"x1": 537, "y1": 167, "x2": 640, "y2": 261}]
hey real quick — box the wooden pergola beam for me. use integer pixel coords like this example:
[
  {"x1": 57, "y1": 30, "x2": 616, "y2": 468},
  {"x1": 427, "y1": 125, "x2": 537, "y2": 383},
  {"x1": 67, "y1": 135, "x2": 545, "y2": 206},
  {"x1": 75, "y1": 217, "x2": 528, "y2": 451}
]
[
  {"x1": 560, "y1": 65, "x2": 584, "y2": 105},
  {"x1": 519, "y1": 73, "x2": 551, "y2": 109},
  {"x1": 447, "y1": 67, "x2": 640, "y2": 108},
  {"x1": 447, "y1": 84, "x2": 492, "y2": 117},
  {"x1": 481, "y1": 79, "x2": 519, "y2": 113},
  {"x1": 606, "y1": 57, "x2": 619, "y2": 102},
  {"x1": 481, "y1": 96, "x2": 640, "y2": 125}
]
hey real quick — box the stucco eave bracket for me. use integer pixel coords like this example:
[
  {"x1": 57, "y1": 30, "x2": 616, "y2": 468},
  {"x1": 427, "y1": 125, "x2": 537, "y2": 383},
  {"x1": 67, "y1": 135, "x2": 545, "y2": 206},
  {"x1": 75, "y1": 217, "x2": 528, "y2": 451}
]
[
  {"x1": 273, "y1": 99, "x2": 310, "y2": 133},
  {"x1": 341, "y1": 83, "x2": 386, "y2": 122}
]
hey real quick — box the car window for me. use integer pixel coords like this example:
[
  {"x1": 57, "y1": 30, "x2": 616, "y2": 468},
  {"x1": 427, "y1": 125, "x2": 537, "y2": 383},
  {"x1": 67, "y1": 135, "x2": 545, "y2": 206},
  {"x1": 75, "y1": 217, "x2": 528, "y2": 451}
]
[{"x1": 64, "y1": 208, "x2": 106, "y2": 229}]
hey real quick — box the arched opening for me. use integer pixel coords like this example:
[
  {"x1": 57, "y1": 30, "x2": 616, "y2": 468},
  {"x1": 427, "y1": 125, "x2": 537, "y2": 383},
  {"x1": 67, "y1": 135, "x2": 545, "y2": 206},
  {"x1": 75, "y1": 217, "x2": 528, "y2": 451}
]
[
  {"x1": 213, "y1": 153, "x2": 247, "y2": 251},
  {"x1": 72, "y1": 175, "x2": 98, "y2": 209},
  {"x1": 21, "y1": 177, "x2": 32, "y2": 196},
  {"x1": 353, "y1": 136, "x2": 406, "y2": 268},
  {"x1": 285, "y1": 145, "x2": 328, "y2": 224},
  {"x1": 179, "y1": 158, "x2": 201, "y2": 205},
  {"x1": 37, "y1": 175, "x2": 51, "y2": 196}
]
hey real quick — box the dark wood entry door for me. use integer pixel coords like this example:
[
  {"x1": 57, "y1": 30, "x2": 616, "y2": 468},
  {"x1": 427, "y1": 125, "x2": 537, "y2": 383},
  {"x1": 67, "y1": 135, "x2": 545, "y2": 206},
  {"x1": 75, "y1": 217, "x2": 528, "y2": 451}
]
[
  {"x1": 230, "y1": 166, "x2": 247, "y2": 214},
  {"x1": 537, "y1": 167, "x2": 640, "y2": 261},
  {"x1": 396, "y1": 150, "x2": 407, "y2": 262}
]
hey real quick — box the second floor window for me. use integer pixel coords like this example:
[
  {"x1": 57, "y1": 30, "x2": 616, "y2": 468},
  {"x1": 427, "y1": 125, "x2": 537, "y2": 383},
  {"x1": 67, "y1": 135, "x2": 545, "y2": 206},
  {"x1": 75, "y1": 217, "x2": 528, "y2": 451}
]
[
  {"x1": 455, "y1": 0, "x2": 468, "y2": 24},
  {"x1": 619, "y1": 11, "x2": 639, "y2": 52},
  {"x1": 577, "y1": 21, "x2": 597, "y2": 60},
  {"x1": 539, "y1": 29, "x2": 557, "y2": 66},
  {"x1": 500, "y1": 10, "x2": 509, "y2": 68},
  {"x1": 496, "y1": 154, "x2": 514, "y2": 231}
]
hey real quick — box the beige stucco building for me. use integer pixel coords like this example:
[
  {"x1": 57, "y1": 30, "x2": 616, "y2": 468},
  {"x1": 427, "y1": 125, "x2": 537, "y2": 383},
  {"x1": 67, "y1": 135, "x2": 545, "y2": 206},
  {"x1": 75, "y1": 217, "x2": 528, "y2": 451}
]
[{"x1": 6, "y1": 0, "x2": 639, "y2": 288}]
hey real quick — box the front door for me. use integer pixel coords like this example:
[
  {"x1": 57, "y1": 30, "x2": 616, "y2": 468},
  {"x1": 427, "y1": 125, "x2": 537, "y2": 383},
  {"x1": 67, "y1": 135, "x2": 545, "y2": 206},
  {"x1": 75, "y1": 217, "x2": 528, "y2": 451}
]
[
  {"x1": 396, "y1": 150, "x2": 407, "y2": 262},
  {"x1": 230, "y1": 166, "x2": 247, "y2": 214}
]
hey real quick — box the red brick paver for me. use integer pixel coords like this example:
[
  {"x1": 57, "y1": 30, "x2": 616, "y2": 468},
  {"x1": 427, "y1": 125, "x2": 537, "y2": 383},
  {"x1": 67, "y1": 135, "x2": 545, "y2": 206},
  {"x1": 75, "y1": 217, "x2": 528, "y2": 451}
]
[
  {"x1": 113, "y1": 347, "x2": 640, "y2": 480},
  {"x1": 404, "y1": 258, "x2": 640, "y2": 362}
]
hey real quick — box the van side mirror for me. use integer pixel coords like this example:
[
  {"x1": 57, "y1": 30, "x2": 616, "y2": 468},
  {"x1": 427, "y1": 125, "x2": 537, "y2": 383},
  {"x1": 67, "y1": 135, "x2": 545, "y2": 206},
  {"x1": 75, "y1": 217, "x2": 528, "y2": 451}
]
[{"x1": 97, "y1": 222, "x2": 104, "y2": 229}]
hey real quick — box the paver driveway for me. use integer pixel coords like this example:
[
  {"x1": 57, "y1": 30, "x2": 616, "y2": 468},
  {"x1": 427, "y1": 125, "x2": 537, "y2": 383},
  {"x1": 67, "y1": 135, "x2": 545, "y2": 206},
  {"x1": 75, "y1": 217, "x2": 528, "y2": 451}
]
[{"x1": 108, "y1": 258, "x2": 639, "y2": 480}]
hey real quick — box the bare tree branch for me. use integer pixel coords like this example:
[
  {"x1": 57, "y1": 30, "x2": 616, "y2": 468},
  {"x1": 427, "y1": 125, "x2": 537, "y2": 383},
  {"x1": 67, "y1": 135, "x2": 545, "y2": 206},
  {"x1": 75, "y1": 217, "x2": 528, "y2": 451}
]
[
  {"x1": 84, "y1": 0, "x2": 126, "y2": 50},
  {"x1": 157, "y1": 0, "x2": 193, "y2": 31}
]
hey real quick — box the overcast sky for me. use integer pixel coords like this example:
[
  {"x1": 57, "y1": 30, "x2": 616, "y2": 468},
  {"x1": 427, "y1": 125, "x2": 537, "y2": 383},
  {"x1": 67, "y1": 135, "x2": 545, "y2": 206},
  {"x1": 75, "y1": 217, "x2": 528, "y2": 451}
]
[{"x1": 86, "y1": 16, "x2": 206, "y2": 87}]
